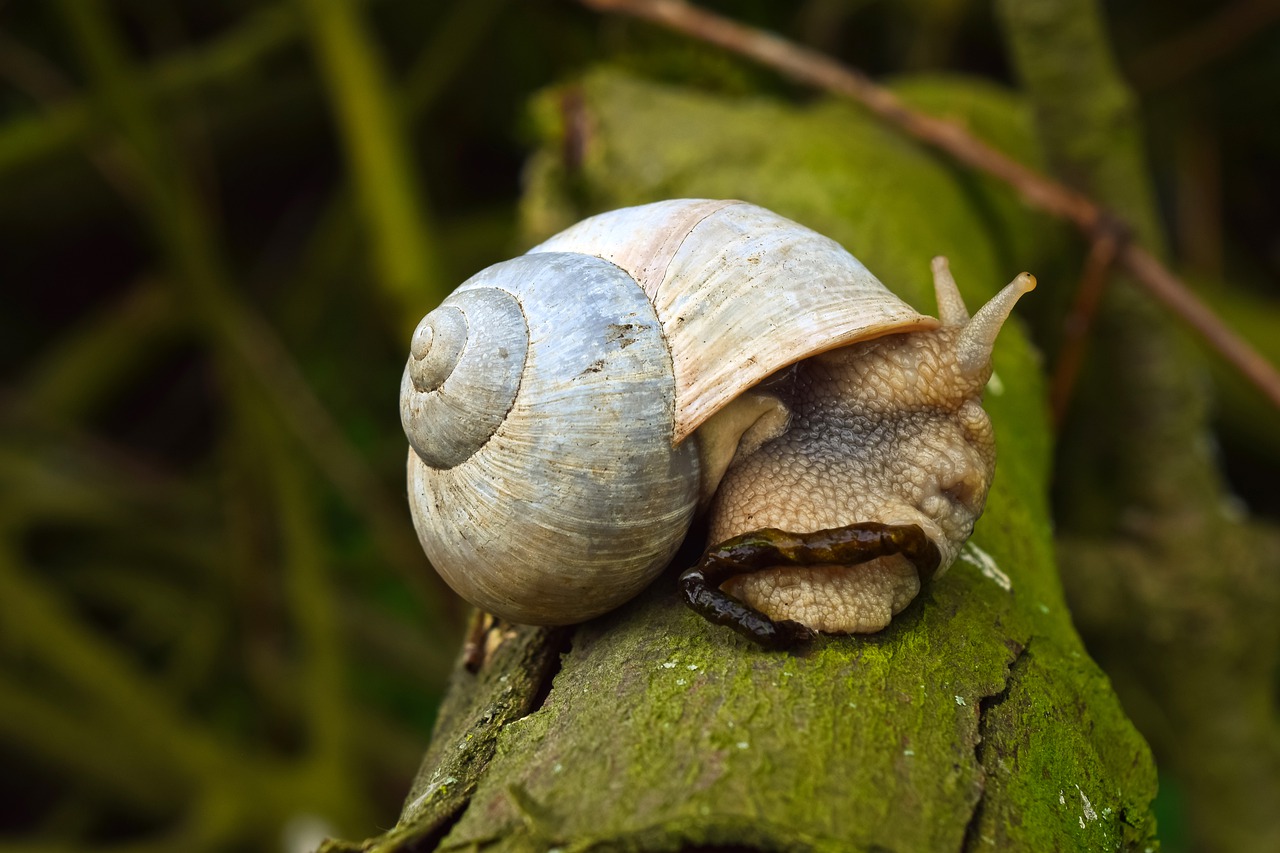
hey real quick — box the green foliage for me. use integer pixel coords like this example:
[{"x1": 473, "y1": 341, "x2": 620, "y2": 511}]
[
  {"x1": 1, "y1": 2, "x2": 478, "y2": 848},
  {"x1": 3, "y1": 1, "x2": 1278, "y2": 851},
  {"x1": 524, "y1": 70, "x2": 1056, "y2": 309}
]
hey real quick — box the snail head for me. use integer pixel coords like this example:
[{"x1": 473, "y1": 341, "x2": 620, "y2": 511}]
[{"x1": 684, "y1": 259, "x2": 1035, "y2": 646}]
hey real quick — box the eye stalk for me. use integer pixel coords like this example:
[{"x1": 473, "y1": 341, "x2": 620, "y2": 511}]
[{"x1": 954, "y1": 270, "x2": 1037, "y2": 378}]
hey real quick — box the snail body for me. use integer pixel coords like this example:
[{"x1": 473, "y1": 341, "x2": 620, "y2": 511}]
[{"x1": 401, "y1": 199, "x2": 1033, "y2": 644}]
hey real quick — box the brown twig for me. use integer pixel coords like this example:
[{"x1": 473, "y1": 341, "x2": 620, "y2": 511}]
[
  {"x1": 1051, "y1": 225, "x2": 1125, "y2": 427},
  {"x1": 577, "y1": 0, "x2": 1280, "y2": 413},
  {"x1": 583, "y1": 0, "x2": 1097, "y2": 226},
  {"x1": 1127, "y1": 0, "x2": 1280, "y2": 92}
]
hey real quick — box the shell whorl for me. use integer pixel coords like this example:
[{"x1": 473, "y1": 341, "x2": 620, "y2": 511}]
[
  {"x1": 401, "y1": 285, "x2": 528, "y2": 470},
  {"x1": 404, "y1": 252, "x2": 700, "y2": 625}
]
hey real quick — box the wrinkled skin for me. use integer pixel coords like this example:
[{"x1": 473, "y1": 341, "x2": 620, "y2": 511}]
[{"x1": 705, "y1": 325, "x2": 996, "y2": 634}]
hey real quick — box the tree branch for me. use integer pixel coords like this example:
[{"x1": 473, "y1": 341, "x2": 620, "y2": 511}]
[
  {"x1": 1127, "y1": 0, "x2": 1280, "y2": 92},
  {"x1": 578, "y1": 0, "x2": 1280, "y2": 412}
]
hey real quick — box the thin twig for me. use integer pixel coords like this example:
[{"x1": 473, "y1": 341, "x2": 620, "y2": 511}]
[
  {"x1": 0, "y1": 4, "x2": 299, "y2": 176},
  {"x1": 578, "y1": 0, "x2": 1280, "y2": 413},
  {"x1": 0, "y1": 543, "x2": 227, "y2": 784},
  {"x1": 581, "y1": 0, "x2": 1099, "y2": 226},
  {"x1": 0, "y1": 30, "x2": 141, "y2": 200},
  {"x1": 24, "y1": 278, "x2": 180, "y2": 418},
  {"x1": 400, "y1": 0, "x2": 511, "y2": 118},
  {"x1": 1127, "y1": 0, "x2": 1280, "y2": 92},
  {"x1": 261, "y1": 411, "x2": 348, "y2": 783},
  {"x1": 0, "y1": 667, "x2": 182, "y2": 811},
  {"x1": 1051, "y1": 226, "x2": 1125, "y2": 427}
]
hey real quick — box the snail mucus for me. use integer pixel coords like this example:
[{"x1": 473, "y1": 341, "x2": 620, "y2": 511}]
[{"x1": 400, "y1": 199, "x2": 1034, "y2": 648}]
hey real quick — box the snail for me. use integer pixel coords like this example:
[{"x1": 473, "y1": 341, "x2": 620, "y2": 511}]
[{"x1": 401, "y1": 199, "x2": 1034, "y2": 648}]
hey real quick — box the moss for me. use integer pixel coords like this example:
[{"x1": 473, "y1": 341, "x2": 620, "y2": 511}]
[{"x1": 971, "y1": 643, "x2": 1160, "y2": 851}]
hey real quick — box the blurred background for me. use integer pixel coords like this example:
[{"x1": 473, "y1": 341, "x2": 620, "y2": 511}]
[{"x1": 1, "y1": 1, "x2": 1278, "y2": 851}]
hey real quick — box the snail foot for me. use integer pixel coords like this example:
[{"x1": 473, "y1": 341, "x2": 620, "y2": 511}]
[{"x1": 679, "y1": 523, "x2": 940, "y2": 648}]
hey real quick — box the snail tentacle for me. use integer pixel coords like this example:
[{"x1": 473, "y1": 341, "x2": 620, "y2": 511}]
[
  {"x1": 931, "y1": 256, "x2": 971, "y2": 327},
  {"x1": 955, "y1": 272, "x2": 1037, "y2": 377}
]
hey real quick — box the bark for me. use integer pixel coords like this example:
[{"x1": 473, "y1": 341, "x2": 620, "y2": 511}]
[{"x1": 324, "y1": 70, "x2": 1157, "y2": 852}]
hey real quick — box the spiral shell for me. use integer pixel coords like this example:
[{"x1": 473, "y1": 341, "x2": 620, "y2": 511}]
[
  {"x1": 404, "y1": 253, "x2": 699, "y2": 624},
  {"x1": 402, "y1": 199, "x2": 936, "y2": 625}
]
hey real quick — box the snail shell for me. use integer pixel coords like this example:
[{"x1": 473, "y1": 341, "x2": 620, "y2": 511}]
[{"x1": 401, "y1": 199, "x2": 935, "y2": 625}]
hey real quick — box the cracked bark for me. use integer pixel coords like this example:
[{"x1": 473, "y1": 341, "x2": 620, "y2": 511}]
[{"x1": 961, "y1": 638, "x2": 1026, "y2": 853}]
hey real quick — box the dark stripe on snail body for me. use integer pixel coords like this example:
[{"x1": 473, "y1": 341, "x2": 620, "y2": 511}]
[{"x1": 679, "y1": 523, "x2": 942, "y2": 649}]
